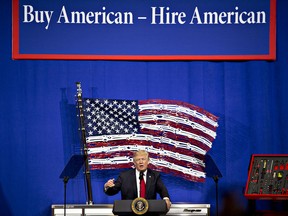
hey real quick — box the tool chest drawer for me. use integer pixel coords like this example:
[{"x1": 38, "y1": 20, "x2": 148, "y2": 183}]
[{"x1": 245, "y1": 154, "x2": 288, "y2": 200}]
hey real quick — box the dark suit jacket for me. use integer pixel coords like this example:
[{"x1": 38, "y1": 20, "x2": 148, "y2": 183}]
[{"x1": 105, "y1": 168, "x2": 170, "y2": 200}]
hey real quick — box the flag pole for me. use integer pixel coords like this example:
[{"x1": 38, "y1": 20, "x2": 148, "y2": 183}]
[{"x1": 76, "y1": 82, "x2": 93, "y2": 205}]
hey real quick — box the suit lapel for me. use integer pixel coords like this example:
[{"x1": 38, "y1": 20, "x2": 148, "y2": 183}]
[
  {"x1": 131, "y1": 169, "x2": 138, "y2": 198},
  {"x1": 145, "y1": 169, "x2": 153, "y2": 196}
]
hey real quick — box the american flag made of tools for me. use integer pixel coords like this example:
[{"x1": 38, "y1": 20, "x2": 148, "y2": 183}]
[{"x1": 82, "y1": 98, "x2": 219, "y2": 182}]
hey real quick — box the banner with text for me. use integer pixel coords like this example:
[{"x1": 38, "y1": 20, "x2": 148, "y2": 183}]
[{"x1": 12, "y1": 0, "x2": 276, "y2": 60}]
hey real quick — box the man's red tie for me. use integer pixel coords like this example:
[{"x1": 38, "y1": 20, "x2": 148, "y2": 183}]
[{"x1": 140, "y1": 172, "x2": 146, "y2": 198}]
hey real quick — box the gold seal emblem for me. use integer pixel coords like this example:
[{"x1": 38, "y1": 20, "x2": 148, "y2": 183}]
[{"x1": 131, "y1": 197, "x2": 149, "y2": 215}]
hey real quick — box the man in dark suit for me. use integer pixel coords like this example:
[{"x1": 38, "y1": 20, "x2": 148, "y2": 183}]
[{"x1": 104, "y1": 150, "x2": 171, "y2": 210}]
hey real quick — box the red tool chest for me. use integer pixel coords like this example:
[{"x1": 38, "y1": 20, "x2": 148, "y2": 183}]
[{"x1": 245, "y1": 154, "x2": 288, "y2": 200}]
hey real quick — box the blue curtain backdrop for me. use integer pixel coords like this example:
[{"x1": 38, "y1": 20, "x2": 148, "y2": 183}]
[{"x1": 1, "y1": 1, "x2": 288, "y2": 216}]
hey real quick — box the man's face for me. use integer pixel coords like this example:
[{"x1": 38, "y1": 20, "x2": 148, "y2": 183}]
[{"x1": 133, "y1": 154, "x2": 149, "y2": 172}]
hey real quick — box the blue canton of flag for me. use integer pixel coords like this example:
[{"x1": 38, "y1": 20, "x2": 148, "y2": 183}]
[{"x1": 84, "y1": 99, "x2": 139, "y2": 136}]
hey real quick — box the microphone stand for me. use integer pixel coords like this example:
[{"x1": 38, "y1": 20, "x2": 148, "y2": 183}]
[
  {"x1": 63, "y1": 176, "x2": 69, "y2": 216},
  {"x1": 212, "y1": 175, "x2": 219, "y2": 216},
  {"x1": 205, "y1": 154, "x2": 222, "y2": 216},
  {"x1": 59, "y1": 155, "x2": 87, "y2": 216}
]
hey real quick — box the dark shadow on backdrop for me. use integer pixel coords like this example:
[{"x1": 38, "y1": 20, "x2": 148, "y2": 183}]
[
  {"x1": 204, "y1": 114, "x2": 251, "y2": 216},
  {"x1": 0, "y1": 184, "x2": 13, "y2": 216},
  {"x1": 60, "y1": 88, "x2": 82, "y2": 164}
]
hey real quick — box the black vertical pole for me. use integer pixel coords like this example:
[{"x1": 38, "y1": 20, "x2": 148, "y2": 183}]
[
  {"x1": 213, "y1": 175, "x2": 219, "y2": 216},
  {"x1": 76, "y1": 82, "x2": 93, "y2": 204}
]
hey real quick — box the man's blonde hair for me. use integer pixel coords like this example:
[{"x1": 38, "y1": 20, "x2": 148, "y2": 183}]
[{"x1": 133, "y1": 150, "x2": 149, "y2": 161}]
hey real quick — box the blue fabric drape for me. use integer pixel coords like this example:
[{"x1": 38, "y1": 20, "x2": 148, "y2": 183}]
[{"x1": 1, "y1": 1, "x2": 288, "y2": 216}]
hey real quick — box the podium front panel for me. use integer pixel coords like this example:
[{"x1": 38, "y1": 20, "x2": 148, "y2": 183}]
[
  {"x1": 113, "y1": 199, "x2": 167, "y2": 215},
  {"x1": 53, "y1": 208, "x2": 82, "y2": 216},
  {"x1": 168, "y1": 204, "x2": 210, "y2": 216},
  {"x1": 51, "y1": 204, "x2": 113, "y2": 216},
  {"x1": 52, "y1": 203, "x2": 210, "y2": 216}
]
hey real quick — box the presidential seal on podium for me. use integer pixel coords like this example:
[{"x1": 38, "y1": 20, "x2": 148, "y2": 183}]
[{"x1": 131, "y1": 197, "x2": 149, "y2": 215}]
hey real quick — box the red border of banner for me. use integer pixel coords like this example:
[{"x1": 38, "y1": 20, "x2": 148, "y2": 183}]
[{"x1": 12, "y1": 0, "x2": 276, "y2": 61}]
